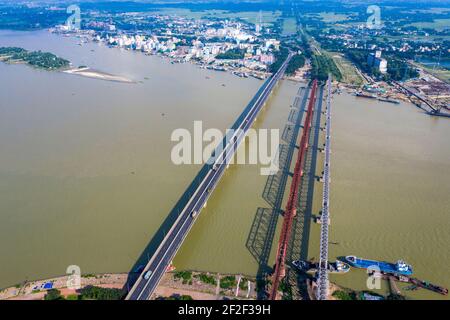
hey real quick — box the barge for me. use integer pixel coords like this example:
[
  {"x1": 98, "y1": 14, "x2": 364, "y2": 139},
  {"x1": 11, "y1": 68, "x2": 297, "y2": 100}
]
[
  {"x1": 292, "y1": 260, "x2": 350, "y2": 274},
  {"x1": 345, "y1": 255, "x2": 413, "y2": 275}
]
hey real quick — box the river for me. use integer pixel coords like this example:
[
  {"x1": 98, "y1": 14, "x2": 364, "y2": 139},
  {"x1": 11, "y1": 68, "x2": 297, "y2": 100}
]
[{"x1": 0, "y1": 30, "x2": 449, "y2": 300}]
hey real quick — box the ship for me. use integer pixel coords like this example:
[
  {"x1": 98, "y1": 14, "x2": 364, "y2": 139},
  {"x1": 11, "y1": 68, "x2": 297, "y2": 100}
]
[
  {"x1": 213, "y1": 66, "x2": 227, "y2": 72},
  {"x1": 292, "y1": 260, "x2": 350, "y2": 274},
  {"x1": 378, "y1": 97, "x2": 400, "y2": 104},
  {"x1": 427, "y1": 110, "x2": 450, "y2": 118},
  {"x1": 354, "y1": 92, "x2": 377, "y2": 99},
  {"x1": 232, "y1": 71, "x2": 249, "y2": 78},
  {"x1": 250, "y1": 74, "x2": 266, "y2": 80},
  {"x1": 379, "y1": 273, "x2": 448, "y2": 296},
  {"x1": 345, "y1": 255, "x2": 413, "y2": 275}
]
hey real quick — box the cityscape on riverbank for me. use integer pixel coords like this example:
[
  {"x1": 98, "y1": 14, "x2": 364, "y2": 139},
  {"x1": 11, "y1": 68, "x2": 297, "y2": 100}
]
[{"x1": 0, "y1": 0, "x2": 449, "y2": 302}]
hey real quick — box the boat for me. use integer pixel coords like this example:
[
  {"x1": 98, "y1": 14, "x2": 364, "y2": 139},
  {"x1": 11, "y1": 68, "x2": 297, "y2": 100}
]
[
  {"x1": 378, "y1": 97, "x2": 400, "y2": 104},
  {"x1": 379, "y1": 273, "x2": 448, "y2": 296},
  {"x1": 213, "y1": 66, "x2": 227, "y2": 72},
  {"x1": 250, "y1": 74, "x2": 265, "y2": 80},
  {"x1": 403, "y1": 276, "x2": 448, "y2": 296},
  {"x1": 427, "y1": 110, "x2": 450, "y2": 118},
  {"x1": 292, "y1": 260, "x2": 350, "y2": 274},
  {"x1": 292, "y1": 260, "x2": 311, "y2": 271},
  {"x1": 354, "y1": 92, "x2": 377, "y2": 99},
  {"x1": 345, "y1": 255, "x2": 413, "y2": 275},
  {"x1": 329, "y1": 260, "x2": 351, "y2": 273},
  {"x1": 232, "y1": 71, "x2": 249, "y2": 78}
]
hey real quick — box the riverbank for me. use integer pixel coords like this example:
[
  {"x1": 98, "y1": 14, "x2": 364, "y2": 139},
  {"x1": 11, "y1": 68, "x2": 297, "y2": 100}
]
[
  {"x1": 0, "y1": 269, "x2": 400, "y2": 300},
  {"x1": 0, "y1": 271, "x2": 259, "y2": 300},
  {"x1": 51, "y1": 30, "x2": 272, "y2": 81},
  {"x1": 335, "y1": 64, "x2": 450, "y2": 117},
  {"x1": 0, "y1": 273, "x2": 127, "y2": 300}
]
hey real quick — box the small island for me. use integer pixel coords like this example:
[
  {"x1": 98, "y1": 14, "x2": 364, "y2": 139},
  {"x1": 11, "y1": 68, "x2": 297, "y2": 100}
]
[
  {"x1": 0, "y1": 46, "x2": 134, "y2": 83},
  {"x1": 0, "y1": 47, "x2": 70, "y2": 70}
]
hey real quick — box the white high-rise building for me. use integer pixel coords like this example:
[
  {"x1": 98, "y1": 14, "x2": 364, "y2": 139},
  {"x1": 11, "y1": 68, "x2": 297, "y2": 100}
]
[
  {"x1": 255, "y1": 10, "x2": 262, "y2": 34},
  {"x1": 375, "y1": 58, "x2": 388, "y2": 73},
  {"x1": 368, "y1": 50, "x2": 388, "y2": 73}
]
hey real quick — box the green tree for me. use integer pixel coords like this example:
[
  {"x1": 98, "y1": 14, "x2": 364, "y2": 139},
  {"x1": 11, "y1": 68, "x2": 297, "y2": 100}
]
[
  {"x1": 79, "y1": 286, "x2": 123, "y2": 300},
  {"x1": 44, "y1": 289, "x2": 63, "y2": 300}
]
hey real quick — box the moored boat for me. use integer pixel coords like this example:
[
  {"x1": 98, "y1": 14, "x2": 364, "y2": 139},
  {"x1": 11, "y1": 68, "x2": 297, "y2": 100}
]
[
  {"x1": 378, "y1": 97, "x2": 400, "y2": 104},
  {"x1": 292, "y1": 260, "x2": 350, "y2": 274},
  {"x1": 354, "y1": 92, "x2": 377, "y2": 99},
  {"x1": 345, "y1": 255, "x2": 413, "y2": 275}
]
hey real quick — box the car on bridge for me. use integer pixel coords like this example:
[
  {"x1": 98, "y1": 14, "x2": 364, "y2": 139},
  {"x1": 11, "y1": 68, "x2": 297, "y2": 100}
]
[{"x1": 143, "y1": 270, "x2": 152, "y2": 280}]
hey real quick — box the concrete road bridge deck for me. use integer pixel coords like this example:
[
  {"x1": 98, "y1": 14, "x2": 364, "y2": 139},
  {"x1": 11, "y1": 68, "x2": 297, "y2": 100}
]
[{"x1": 126, "y1": 52, "x2": 293, "y2": 300}]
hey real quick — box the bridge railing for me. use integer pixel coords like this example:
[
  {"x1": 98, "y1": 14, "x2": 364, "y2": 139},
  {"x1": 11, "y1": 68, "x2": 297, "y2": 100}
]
[{"x1": 317, "y1": 75, "x2": 332, "y2": 300}]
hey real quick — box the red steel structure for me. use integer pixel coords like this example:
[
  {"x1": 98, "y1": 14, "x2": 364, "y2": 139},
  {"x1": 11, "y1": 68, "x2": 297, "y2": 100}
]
[{"x1": 269, "y1": 80, "x2": 318, "y2": 300}]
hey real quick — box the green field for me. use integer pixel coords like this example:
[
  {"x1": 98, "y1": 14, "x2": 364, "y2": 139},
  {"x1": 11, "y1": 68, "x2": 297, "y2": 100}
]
[
  {"x1": 406, "y1": 19, "x2": 450, "y2": 31},
  {"x1": 154, "y1": 8, "x2": 282, "y2": 25},
  {"x1": 318, "y1": 12, "x2": 352, "y2": 23},
  {"x1": 328, "y1": 51, "x2": 364, "y2": 85},
  {"x1": 407, "y1": 7, "x2": 450, "y2": 14},
  {"x1": 153, "y1": 8, "x2": 207, "y2": 20},
  {"x1": 217, "y1": 10, "x2": 282, "y2": 24},
  {"x1": 282, "y1": 17, "x2": 297, "y2": 35}
]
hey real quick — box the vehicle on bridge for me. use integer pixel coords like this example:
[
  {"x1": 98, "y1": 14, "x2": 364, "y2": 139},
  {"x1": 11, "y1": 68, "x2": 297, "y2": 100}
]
[{"x1": 144, "y1": 270, "x2": 153, "y2": 280}]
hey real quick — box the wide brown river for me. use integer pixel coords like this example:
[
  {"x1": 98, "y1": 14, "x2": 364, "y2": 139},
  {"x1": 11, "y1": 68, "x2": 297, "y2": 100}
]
[{"x1": 0, "y1": 31, "x2": 448, "y2": 299}]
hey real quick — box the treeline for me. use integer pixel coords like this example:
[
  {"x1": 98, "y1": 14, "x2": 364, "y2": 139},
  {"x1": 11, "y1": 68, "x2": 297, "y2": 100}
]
[
  {"x1": 286, "y1": 54, "x2": 305, "y2": 75},
  {"x1": 0, "y1": 6, "x2": 67, "y2": 30},
  {"x1": 79, "y1": 285, "x2": 124, "y2": 300},
  {"x1": 0, "y1": 46, "x2": 70, "y2": 70},
  {"x1": 0, "y1": 47, "x2": 26, "y2": 55},
  {"x1": 386, "y1": 58, "x2": 420, "y2": 80},
  {"x1": 44, "y1": 286, "x2": 124, "y2": 300},
  {"x1": 346, "y1": 49, "x2": 418, "y2": 81},
  {"x1": 215, "y1": 48, "x2": 245, "y2": 60},
  {"x1": 346, "y1": 50, "x2": 372, "y2": 73},
  {"x1": 299, "y1": 34, "x2": 313, "y2": 58},
  {"x1": 269, "y1": 47, "x2": 289, "y2": 73},
  {"x1": 310, "y1": 54, "x2": 342, "y2": 81}
]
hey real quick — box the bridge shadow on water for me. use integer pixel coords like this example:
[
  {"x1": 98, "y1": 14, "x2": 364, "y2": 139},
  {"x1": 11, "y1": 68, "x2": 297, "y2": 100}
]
[
  {"x1": 123, "y1": 77, "x2": 277, "y2": 293},
  {"x1": 245, "y1": 84, "x2": 325, "y2": 299},
  {"x1": 245, "y1": 84, "x2": 313, "y2": 299},
  {"x1": 286, "y1": 84, "x2": 325, "y2": 299}
]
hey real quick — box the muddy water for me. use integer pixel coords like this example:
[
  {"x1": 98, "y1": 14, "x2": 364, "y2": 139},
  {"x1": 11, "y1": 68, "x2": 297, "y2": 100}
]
[
  {"x1": 1, "y1": 30, "x2": 449, "y2": 300},
  {"x1": 308, "y1": 93, "x2": 450, "y2": 300},
  {"x1": 0, "y1": 30, "x2": 267, "y2": 288}
]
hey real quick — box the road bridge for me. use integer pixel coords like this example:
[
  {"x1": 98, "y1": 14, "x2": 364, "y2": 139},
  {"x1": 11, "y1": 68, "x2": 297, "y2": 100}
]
[
  {"x1": 126, "y1": 53, "x2": 293, "y2": 300},
  {"x1": 317, "y1": 76, "x2": 332, "y2": 300}
]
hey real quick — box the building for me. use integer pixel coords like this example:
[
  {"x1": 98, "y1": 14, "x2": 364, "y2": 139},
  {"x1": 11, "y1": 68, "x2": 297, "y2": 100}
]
[
  {"x1": 260, "y1": 53, "x2": 275, "y2": 65},
  {"x1": 368, "y1": 50, "x2": 388, "y2": 73},
  {"x1": 374, "y1": 58, "x2": 388, "y2": 73}
]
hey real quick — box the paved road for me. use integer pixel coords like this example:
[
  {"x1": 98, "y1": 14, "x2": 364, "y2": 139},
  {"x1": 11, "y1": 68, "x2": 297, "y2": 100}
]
[
  {"x1": 317, "y1": 76, "x2": 332, "y2": 300},
  {"x1": 126, "y1": 53, "x2": 293, "y2": 300}
]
